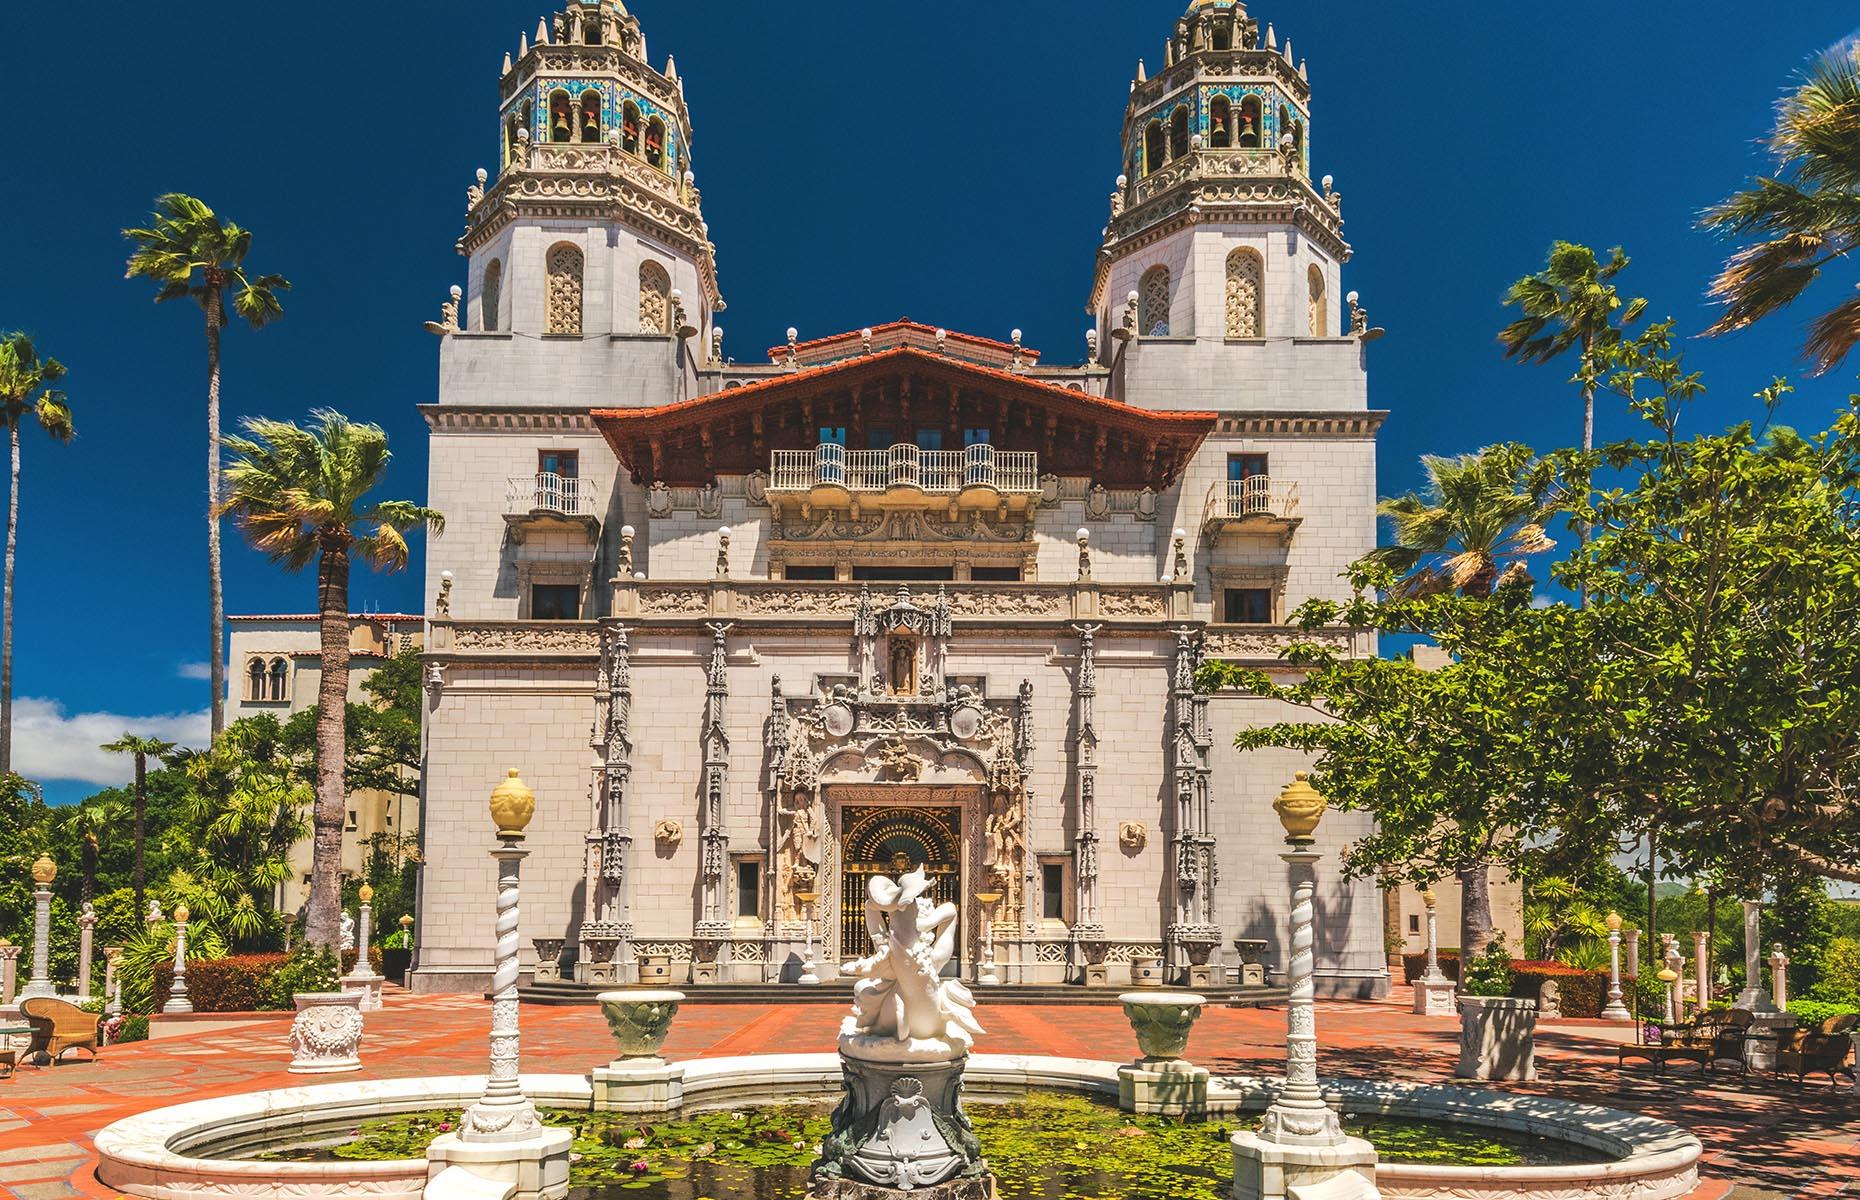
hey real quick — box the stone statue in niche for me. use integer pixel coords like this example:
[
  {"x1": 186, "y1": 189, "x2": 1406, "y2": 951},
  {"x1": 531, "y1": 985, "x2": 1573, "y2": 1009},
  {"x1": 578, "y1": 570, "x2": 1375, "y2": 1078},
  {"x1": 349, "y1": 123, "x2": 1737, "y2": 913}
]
[
  {"x1": 983, "y1": 795, "x2": 1024, "y2": 889},
  {"x1": 887, "y1": 636, "x2": 917, "y2": 695},
  {"x1": 776, "y1": 792, "x2": 821, "y2": 919}
]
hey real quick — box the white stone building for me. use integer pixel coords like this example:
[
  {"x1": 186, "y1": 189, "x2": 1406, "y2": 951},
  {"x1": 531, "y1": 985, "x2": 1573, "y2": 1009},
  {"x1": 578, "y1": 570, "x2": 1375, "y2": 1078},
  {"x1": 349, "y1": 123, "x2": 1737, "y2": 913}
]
[
  {"x1": 413, "y1": 0, "x2": 1390, "y2": 996},
  {"x1": 227, "y1": 614, "x2": 424, "y2": 914}
]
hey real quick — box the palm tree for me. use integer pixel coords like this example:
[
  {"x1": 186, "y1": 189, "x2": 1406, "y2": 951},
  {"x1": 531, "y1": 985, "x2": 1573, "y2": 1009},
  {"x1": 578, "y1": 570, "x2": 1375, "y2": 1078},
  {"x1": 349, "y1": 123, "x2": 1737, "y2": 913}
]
[
  {"x1": 219, "y1": 411, "x2": 441, "y2": 949},
  {"x1": 1361, "y1": 445, "x2": 1554, "y2": 599},
  {"x1": 123, "y1": 195, "x2": 290, "y2": 739},
  {"x1": 1499, "y1": 242, "x2": 1647, "y2": 456},
  {"x1": 103, "y1": 734, "x2": 176, "y2": 919},
  {"x1": 65, "y1": 794, "x2": 127, "y2": 906},
  {"x1": 1362, "y1": 445, "x2": 1555, "y2": 962},
  {"x1": 1702, "y1": 41, "x2": 1860, "y2": 374},
  {"x1": 0, "y1": 333, "x2": 74, "y2": 775}
]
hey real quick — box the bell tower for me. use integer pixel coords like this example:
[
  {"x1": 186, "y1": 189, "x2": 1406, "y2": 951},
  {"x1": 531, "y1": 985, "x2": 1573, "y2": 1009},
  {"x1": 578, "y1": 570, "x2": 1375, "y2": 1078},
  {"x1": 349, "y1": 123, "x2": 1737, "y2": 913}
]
[
  {"x1": 451, "y1": 0, "x2": 721, "y2": 406},
  {"x1": 1090, "y1": 1, "x2": 1361, "y2": 409}
]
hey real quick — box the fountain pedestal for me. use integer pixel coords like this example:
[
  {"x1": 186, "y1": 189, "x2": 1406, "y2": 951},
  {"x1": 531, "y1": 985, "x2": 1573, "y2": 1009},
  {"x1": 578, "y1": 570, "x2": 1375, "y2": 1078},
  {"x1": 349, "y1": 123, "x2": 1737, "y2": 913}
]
[
  {"x1": 592, "y1": 990, "x2": 686, "y2": 1113},
  {"x1": 1116, "y1": 991, "x2": 1208, "y2": 1116},
  {"x1": 815, "y1": 1053, "x2": 983, "y2": 1195}
]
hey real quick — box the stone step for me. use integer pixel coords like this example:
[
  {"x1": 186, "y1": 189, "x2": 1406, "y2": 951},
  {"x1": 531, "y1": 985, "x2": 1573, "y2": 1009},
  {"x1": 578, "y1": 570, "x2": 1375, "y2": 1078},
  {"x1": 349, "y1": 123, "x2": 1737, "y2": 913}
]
[{"x1": 519, "y1": 980, "x2": 1283, "y2": 1007}]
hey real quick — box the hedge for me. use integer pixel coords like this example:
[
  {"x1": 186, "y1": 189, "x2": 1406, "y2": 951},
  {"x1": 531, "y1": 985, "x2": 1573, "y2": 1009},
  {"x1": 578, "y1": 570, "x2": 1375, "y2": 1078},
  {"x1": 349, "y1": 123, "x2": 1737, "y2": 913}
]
[
  {"x1": 153, "y1": 947, "x2": 384, "y2": 1013},
  {"x1": 1402, "y1": 951, "x2": 1460, "y2": 983},
  {"x1": 1401, "y1": 953, "x2": 1610, "y2": 1017}
]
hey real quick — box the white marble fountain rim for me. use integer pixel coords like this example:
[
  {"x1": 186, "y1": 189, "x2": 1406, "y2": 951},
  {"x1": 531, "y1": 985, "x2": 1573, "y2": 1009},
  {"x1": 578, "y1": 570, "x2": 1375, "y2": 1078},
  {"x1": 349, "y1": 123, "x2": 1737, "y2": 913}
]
[{"x1": 92, "y1": 1056, "x2": 1701, "y2": 1200}]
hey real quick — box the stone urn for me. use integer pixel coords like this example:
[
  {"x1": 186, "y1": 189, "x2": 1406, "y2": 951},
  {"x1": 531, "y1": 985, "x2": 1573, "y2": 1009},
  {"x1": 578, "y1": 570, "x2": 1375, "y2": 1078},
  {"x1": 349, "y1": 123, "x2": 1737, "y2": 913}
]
[
  {"x1": 1455, "y1": 995, "x2": 1537, "y2": 1081},
  {"x1": 597, "y1": 989, "x2": 685, "y2": 1062},
  {"x1": 1272, "y1": 772, "x2": 1327, "y2": 843},
  {"x1": 638, "y1": 954, "x2": 674, "y2": 986},
  {"x1": 1130, "y1": 954, "x2": 1165, "y2": 988},
  {"x1": 287, "y1": 991, "x2": 364, "y2": 1074},
  {"x1": 1117, "y1": 992, "x2": 1209, "y2": 1116},
  {"x1": 1119, "y1": 991, "x2": 1206, "y2": 1060}
]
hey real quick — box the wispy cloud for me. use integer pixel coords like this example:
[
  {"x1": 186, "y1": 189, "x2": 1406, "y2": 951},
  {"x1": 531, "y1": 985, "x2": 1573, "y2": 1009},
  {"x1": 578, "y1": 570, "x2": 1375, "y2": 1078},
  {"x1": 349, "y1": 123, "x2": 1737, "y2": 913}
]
[
  {"x1": 12, "y1": 698, "x2": 209, "y2": 787},
  {"x1": 175, "y1": 661, "x2": 212, "y2": 681}
]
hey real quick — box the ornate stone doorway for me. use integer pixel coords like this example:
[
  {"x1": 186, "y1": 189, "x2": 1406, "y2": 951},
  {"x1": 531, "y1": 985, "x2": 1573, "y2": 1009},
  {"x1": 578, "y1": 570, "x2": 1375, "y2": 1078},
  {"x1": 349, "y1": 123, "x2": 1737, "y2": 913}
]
[{"x1": 832, "y1": 792, "x2": 971, "y2": 973}]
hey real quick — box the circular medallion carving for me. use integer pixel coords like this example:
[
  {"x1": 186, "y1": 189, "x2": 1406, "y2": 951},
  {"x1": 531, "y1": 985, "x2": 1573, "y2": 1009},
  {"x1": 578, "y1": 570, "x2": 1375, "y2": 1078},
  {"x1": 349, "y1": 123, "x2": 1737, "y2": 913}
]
[
  {"x1": 823, "y1": 703, "x2": 855, "y2": 738},
  {"x1": 948, "y1": 705, "x2": 983, "y2": 740}
]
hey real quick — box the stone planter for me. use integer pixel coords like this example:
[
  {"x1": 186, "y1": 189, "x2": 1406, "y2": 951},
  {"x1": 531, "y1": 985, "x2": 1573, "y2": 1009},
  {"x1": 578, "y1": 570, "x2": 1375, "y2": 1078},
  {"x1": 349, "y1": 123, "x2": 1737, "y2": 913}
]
[
  {"x1": 1455, "y1": 995, "x2": 1537, "y2": 1081},
  {"x1": 1116, "y1": 991, "x2": 1209, "y2": 1115},
  {"x1": 1118, "y1": 991, "x2": 1207, "y2": 1059},
  {"x1": 593, "y1": 990, "x2": 687, "y2": 1113},
  {"x1": 287, "y1": 992, "x2": 364, "y2": 1075},
  {"x1": 1130, "y1": 954, "x2": 1164, "y2": 988},
  {"x1": 596, "y1": 989, "x2": 685, "y2": 1061},
  {"x1": 637, "y1": 955, "x2": 673, "y2": 986}
]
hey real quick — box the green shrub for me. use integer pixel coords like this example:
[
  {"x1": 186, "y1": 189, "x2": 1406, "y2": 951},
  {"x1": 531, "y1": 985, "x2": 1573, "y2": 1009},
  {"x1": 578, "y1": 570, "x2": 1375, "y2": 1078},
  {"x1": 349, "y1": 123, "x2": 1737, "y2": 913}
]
[
  {"x1": 1463, "y1": 936, "x2": 1516, "y2": 998},
  {"x1": 266, "y1": 944, "x2": 340, "y2": 1009},
  {"x1": 153, "y1": 954, "x2": 286, "y2": 1013},
  {"x1": 1807, "y1": 937, "x2": 1860, "y2": 1006},
  {"x1": 1785, "y1": 998, "x2": 1859, "y2": 1029}
]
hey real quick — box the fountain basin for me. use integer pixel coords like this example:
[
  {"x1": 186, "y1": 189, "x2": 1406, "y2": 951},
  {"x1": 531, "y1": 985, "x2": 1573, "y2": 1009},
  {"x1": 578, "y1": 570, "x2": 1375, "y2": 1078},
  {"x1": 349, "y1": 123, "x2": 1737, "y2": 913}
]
[{"x1": 94, "y1": 1056, "x2": 1699, "y2": 1200}]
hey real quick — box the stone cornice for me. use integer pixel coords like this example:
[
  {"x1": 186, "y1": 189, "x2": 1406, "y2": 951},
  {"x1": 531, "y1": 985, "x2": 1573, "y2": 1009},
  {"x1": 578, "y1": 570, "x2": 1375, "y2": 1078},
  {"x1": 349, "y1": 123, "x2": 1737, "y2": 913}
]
[
  {"x1": 1212, "y1": 411, "x2": 1387, "y2": 437},
  {"x1": 421, "y1": 405, "x2": 598, "y2": 433}
]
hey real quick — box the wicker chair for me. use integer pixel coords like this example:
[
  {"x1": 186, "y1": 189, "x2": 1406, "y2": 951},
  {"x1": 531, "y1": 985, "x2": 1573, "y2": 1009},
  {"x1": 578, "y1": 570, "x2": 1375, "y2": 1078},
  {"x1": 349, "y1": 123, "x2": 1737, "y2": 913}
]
[
  {"x1": 19, "y1": 997, "x2": 100, "y2": 1065},
  {"x1": 1776, "y1": 1013, "x2": 1857, "y2": 1088}
]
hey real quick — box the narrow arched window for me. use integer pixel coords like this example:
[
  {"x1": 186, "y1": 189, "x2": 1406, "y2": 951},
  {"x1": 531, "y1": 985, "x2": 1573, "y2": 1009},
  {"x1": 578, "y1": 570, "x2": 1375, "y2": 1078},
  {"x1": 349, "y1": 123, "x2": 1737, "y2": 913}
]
[
  {"x1": 578, "y1": 90, "x2": 602, "y2": 143},
  {"x1": 481, "y1": 259, "x2": 503, "y2": 332},
  {"x1": 1139, "y1": 265, "x2": 1172, "y2": 337},
  {"x1": 584, "y1": 14, "x2": 601, "y2": 45},
  {"x1": 1225, "y1": 248, "x2": 1264, "y2": 338},
  {"x1": 1169, "y1": 106, "x2": 1189, "y2": 159},
  {"x1": 1291, "y1": 119, "x2": 1305, "y2": 171},
  {"x1": 546, "y1": 242, "x2": 584, "y2": 335},
  {"x1": 1212, "y1": 21, "x2": 1232, "y2": 51},
  {"x1": 1144, "y1": 121, "x2": 1164, "y2": 173},
  {"x1": 1308, "y1": 264, "x2": 1327, "y2": 337},
  {"x1": 549, "y1": 90, "x2": 573, "y2": 143},
  {"x1": 247, "y1": 658, "x2": 266, "y2": 701},
  {"x1": 645, "y1": 117, "x2": 666, "y2": 169},
  {"x1": 1209, "y1": 96, "x2": 1232, "y2": 148},
  {"x1": 268, "y1": 658, "x2": 289, "y2": 702},
  {"x1": 639, "y1": 260, "x2": 671, "y2": 334},
  {"x1": 1238, "y1": 95, "x2": 1261, "y2": 148},
  {"x1": 505, "y1": 114, "x2": 521, "y2": 166},
  {"x1": 621, "y1": 102, "x2": 641, "y2": 155}
]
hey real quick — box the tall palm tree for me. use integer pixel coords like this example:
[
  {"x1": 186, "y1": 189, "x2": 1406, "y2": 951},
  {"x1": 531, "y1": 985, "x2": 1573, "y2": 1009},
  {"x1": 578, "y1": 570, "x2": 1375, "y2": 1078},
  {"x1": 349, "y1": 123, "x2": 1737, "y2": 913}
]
[
  {"x1": 103, "y1": 734, "x2": 176, "y2": 919},
  {"x1": 0, "y1": 333, "x2": 74, "y2": 774},
  {"x1": 65, "y1": 795, "x2": 127, "y2": 906},
  {"x1": 1362, "y1": 445, "x2": 1555, "y2": 961},
  {"x1": 219, "y1": 411, "x2": 441, "y2": 950},
  {"x1": 123, "y1": 195, "x2": 290, "y2": 739},
  {"x1": 1702, "y1": 41, "x2": 1860, "y2": 374},
  {"x1": 1499, "y1": 242, "x2": 1647, "y2": 456}
]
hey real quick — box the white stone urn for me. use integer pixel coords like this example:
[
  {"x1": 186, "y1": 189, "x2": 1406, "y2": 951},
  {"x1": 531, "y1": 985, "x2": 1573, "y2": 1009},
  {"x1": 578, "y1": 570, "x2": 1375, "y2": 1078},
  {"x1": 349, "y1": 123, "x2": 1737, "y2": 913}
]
[
  {"x1": 596, "y1": 989, "x2": 685, "y2": 1062},
  {"x1": 287, "y1": 991, "x2": 364, "y2": 1074},
  {"x1": 1455, "y1": 995, "x2": 1537, "y2": 1081},
  {"x1": 1118, "y1": 991, "x2": 1207, "y2": 1060}
]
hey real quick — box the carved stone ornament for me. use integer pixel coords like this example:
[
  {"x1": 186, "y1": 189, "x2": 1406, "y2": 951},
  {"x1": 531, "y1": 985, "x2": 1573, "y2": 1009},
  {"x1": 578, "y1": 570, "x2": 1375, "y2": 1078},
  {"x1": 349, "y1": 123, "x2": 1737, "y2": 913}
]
[
  {"x1": 648, "y1": 482, "x2": 674, "y2": 516},
  {"x1": 288, "y1": 991, "x2": 364, "y2": 1074},
  {"x1": 596, "y1": 989, "x2": 684, "y2": 1060},
  {"x1": 653, "y1": 819, "x2": 683, "y2": 845},
  {"x1": 1119, "y1": 991, "x2": 1206, "y2": 1060},
  {"x1": 1118, "y1": 821, "x2": 1148, "y2": 851}
]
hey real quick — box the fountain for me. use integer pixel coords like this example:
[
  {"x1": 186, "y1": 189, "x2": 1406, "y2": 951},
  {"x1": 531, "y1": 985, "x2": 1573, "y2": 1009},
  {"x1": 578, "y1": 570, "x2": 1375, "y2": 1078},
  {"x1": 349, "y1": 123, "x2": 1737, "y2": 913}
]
[{"x1": 813, "y1": 865, "x2": 991, "y2": 1198}]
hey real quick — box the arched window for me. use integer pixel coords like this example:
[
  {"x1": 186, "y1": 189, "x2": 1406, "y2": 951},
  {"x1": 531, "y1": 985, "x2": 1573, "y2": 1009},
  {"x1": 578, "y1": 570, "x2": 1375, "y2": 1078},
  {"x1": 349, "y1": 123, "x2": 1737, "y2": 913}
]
[
  {"x1": 505, "y1": 114, "x2": 521, "y2": 165},
  {"x1": 267, "y1": 658, "x2": 289, "y2": 702},
  {"x1": 1139, "y1": 265, "x2": 1172, "y2": 337},
  {"x1": 481, "y1": 259, "x2": 503, "y2": 332},
  {"x1": 1168, "y1": 106, "x2": 1189, "y2": 159},
  {"x1": 578, "y1": 90, "x2": 602, "y2": 143},
  {"x1": 1280, "y1": 106, "x2": 1304, "y2": 167},
  {"x1": 1209, "y1": 95, "x2": 1232, "y2": 148},
  {"x1": 1144, "y1": 121, "x2": 1164, "y2": 173},
  {"x1": 545, "y1": 242, "x2": 584, "y2": 335},
  {"x1": 1212, "y1": 21, "x2": 1232, "y2": 51},
  {"x1": 549, "y1": 90, "x2": 573, "y2": 143},
  {"x1": 645, "y1": 117, "x2": 666, "y2": 169},
  {"x1": 246, "y1": 658, "x2": 266, "y2": 701},
  {"x1": 639, "y1": 260, "x2": 671, "y2": 334},
  {"x1": 1237, "y1": 95, "x2": 1262, "y2": 148},
  {"x1": 621, "y1": 102, "x2": 641, "y2": 155},
  {"x1": 1225, "y1": 248, "x2": 1264, "y2": 338},
  {"x1": 1307, "y1": 264, "x2": 1327, "y2": 337},
  {"x1": 583, "y1": 14, "x2": 601, "y2": 45}
]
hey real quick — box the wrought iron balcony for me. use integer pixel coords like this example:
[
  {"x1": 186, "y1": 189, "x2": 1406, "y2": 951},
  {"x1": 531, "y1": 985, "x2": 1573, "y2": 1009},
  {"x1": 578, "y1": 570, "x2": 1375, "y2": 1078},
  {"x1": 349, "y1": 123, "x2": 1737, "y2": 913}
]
[
  {"x1": 767, "y1": 443, "x2": 1040, "y2": 513},
  {"x1": 1202, "y1": 477, "x2": 1301, "y2": 542},
  {"x1": 504, "y1": 472, "x2": 600, "y2": 542}
]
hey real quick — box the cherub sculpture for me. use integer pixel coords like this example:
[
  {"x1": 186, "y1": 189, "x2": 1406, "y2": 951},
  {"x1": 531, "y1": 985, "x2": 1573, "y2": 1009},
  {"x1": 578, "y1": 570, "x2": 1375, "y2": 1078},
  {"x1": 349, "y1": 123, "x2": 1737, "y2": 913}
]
[{"x1": 840, "y1": 867, "x2": 983, "y2": 1057}]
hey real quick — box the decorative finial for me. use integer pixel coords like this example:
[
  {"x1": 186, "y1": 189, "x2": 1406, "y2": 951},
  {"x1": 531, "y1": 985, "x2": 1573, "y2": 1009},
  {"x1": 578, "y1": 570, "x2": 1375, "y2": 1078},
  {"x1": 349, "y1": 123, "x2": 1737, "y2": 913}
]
[
  {"x1": 30, "y1": 854, "x2": 54, "y2": 885},
  {"x1": 502, "y1": 51, "x2": 513, "y2": 75},
  {"x1": 861, "y1": 327, "x2": 874, "y2": 353},
  {"x1": 358, "y1": 883, "x2": 374, "y2": 904},
  {"x1": 1606, "y1": 911, "x2": 1622, "y2": 932},
  {"x1": 1273, "y1": 771, "x2": 1326, "y2": 845},
  {"x1": 488, "y1": 768, "x2": 536, "y2": 840},
  {"x1": 1421, "y1": 888, "x2": 1437, "y2": 909},
  {"x1": 535, "y1": 17, "x2": 548, "y2": 45}
]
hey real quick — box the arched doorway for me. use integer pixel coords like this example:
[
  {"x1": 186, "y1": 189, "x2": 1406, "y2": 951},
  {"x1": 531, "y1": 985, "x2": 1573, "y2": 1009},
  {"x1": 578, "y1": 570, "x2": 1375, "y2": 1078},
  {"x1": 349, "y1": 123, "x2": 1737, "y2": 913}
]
[{"x1": 839, "y1": 803, "x2": 962, "y2": 970}]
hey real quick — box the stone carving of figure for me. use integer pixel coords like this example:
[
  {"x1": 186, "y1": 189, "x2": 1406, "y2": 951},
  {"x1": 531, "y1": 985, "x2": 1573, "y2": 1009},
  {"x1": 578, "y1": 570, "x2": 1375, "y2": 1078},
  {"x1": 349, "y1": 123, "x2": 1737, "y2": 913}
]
[
  {"x1": 777, "y1": 791, "x2": 820, "y2": 918},
  {"x1": 339, "y1": 911, "x2": 356, "y2": 952},
  {"x1": 146, "y1": 899, "x2": 163, "y2": 924},
  {"x1": 888, "y1": 638, "x2": 916, "y2": 694},
  {"x1": 840, "y1": 867, "x2": 983, "y2": 1056},
  {"x1": 983, "y1": 796, "x2": 1024, "y2": 878}
]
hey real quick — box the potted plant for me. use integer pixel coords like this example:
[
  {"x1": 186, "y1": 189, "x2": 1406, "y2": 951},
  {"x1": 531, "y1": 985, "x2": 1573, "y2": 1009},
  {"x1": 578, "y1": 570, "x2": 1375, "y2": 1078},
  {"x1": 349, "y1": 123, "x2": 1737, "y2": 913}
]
[
  {"x1": 1454, "y1": 935, "x2": 1537, "y2": 1080},
  {"x1": 381, "y1": 921, "x2": 414, "y2": 986}
]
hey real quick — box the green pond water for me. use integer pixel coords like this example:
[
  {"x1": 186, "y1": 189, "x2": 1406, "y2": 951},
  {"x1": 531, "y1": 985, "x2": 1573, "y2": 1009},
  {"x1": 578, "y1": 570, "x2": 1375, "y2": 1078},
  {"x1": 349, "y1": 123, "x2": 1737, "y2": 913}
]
[{"x1": 256, "y1": 1093, "x2": 1600, "y2": 1200}]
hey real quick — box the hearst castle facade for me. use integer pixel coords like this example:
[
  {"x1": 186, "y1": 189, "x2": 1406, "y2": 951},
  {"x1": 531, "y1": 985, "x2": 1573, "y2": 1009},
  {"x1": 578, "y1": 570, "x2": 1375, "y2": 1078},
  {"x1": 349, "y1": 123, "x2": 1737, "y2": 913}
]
[{"x1": 411, "y1": 0, "x2": 1389, "y2": 997}]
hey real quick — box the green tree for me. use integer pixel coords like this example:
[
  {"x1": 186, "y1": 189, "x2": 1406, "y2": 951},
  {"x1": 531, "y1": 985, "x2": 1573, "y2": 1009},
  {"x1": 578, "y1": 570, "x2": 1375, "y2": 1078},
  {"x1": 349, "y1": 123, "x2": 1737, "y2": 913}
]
[
  {"x1": 219, "y1": 412, "x2": 441, "y2": 949},
  {"x1": 123, "y1": 195, "x2": 290, "y2": 739},
  {"x1": 1702, "y1": 41, "x2": 1860, "y2": 374},
  {"x1": 0, "y1": 333, "x2": 74, "y2": 774},
  {"x1": 102, "y1": 734, "x2": 177, "y2": 919},
  {"x1": 1499, "y1": 242, "x2": 1647, "y2": 455},
  {"x1": 282, "y1": 645, "x2": 424, "y2": 800}
]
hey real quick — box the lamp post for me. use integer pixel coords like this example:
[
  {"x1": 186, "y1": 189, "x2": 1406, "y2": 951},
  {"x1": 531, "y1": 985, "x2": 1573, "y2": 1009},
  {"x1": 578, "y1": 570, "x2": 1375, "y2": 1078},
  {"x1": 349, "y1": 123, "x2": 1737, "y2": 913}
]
[
  {"x1": 975, "y1": 891, "x2": 1002, "y2": 986},
  {"x1": 20, "y1": 856, "x2": 56, "y2": 1001},
  {"x1": 1411, "y1": 887, "x2": 1454, "y2": 1017},
  {"x1": 164, "y1": 905, "x2": 194, "y2": 1014},
  {"x1": 1602, "y1": 912, "x2": 1631, "y2": 1020},
  {"x1": 1232, "y1": 774, "x2": 1377, "y2": 1200},
  {"x1": 795, "y1": 889, "x2": 820, "y2": 985},
  {"x1": 281, "y1": 911, "x2": 297, "y2": 953}
]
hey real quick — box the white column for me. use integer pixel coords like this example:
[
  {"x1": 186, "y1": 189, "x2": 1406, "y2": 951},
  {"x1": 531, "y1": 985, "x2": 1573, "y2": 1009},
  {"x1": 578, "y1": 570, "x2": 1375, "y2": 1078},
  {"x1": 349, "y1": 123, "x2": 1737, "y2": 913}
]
[
  {"x1": 163, "y1": 908, "x2": 194, "y2": 1014},
  {"x1": 797, "y1": 892, "x2": 820, "y2": 986},
  {"x1": 76, "y1": 903, "x2": 96, "y2": 1002},
  {"x1": 1692, "y1": 930, "x2": 1709, "y2": 1011},
  {"x1": 21, "y1": 881, "x2": 55, "y2": 1001},
  {"x1": 1768, "y1": 944, "x2": 1789, "y2": 1012},
  {"x1": 1261, "y1": 850, "x2": 1342, "y2": 1144},
  {"x1": 1736, "y1": 900, "x2": 1773, "y2": 1011},
  {"x1": 1602, "y1": 915, "x2": 1631, "y2": 1020},
  {"x1": 103, "y1": 947, "x2": 123, "y2": 1016},
  {"x1": 1411, "y1": 889, "x2": 1454, "y2": 1017},
  {"x1": 1661, "y1": 934, "x2": 1684, "y2": 1019},
  {"x1": 459, "y1": 844, "x2": 543, "y2": 1142},
  {"x1": 0, "y1": 942, "x2": 18, "y2": 1007},
  {"x1": 353, "y1": 893, "x2": 377, "y2": 978}
]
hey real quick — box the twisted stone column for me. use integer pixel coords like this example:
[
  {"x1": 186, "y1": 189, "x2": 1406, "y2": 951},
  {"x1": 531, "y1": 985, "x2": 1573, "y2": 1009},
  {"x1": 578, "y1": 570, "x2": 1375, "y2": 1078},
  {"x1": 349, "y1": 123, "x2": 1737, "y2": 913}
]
[
  {"x1": 460, "y1": 845, "x2": 542, "y2": 1142},
  {"x1": 1259, "y1": 850, "x2": 1343, "y2": 1146}
]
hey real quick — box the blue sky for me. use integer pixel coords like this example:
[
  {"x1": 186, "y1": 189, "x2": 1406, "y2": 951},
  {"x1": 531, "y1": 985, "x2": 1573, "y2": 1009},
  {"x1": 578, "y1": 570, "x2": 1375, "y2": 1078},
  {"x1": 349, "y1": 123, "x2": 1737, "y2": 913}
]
[{"x1": 2, "y1": 0, "x2": 1856, "y2": 803}]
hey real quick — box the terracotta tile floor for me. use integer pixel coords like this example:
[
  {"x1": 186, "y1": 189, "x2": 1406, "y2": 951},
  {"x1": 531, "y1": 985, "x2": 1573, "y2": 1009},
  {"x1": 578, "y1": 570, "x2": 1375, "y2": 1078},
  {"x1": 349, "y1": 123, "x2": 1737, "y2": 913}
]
[{"x1": 1, "y1": 989, "x2": 1852, "y2": 1199}]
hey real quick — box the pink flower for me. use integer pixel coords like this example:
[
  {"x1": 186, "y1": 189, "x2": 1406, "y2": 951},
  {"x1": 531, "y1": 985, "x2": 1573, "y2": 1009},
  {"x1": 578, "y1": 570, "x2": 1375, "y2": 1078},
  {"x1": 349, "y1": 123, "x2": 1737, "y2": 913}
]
[
  {"x1": 629, "y1": 1160, "x2": 649, "y2": 1174},
  {"x1": 437, "y1": 1122, "x2": 452, "y2": 1133}
]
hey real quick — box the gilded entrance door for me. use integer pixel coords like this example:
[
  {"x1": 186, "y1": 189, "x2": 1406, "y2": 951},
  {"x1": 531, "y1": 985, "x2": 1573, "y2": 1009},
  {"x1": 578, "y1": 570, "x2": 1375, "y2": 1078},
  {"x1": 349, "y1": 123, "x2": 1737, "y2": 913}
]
[{"x1": 839, "y1": 804, "x2": 962, "y2": 966}]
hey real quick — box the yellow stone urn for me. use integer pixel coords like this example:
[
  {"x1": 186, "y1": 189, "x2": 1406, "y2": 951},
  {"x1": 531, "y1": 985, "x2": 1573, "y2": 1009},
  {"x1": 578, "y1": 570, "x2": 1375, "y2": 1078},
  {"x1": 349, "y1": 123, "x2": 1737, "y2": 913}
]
[
  {"x1": 30, "y1": 854, "x2": 55, "y2": 886},
  {"x1": 1273, "y1": 771, "x2": 1327, "y2": 845},
  {"x1": 489, "y1": 768, "x2": 537, "y2": 840},
  {"x1": 358, "y1": 883, "x2": 374, "y2": 904}
]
